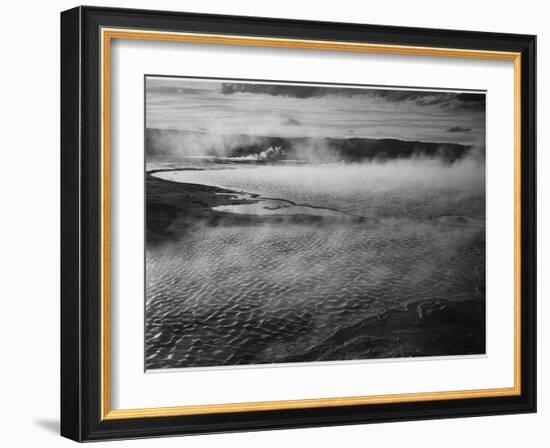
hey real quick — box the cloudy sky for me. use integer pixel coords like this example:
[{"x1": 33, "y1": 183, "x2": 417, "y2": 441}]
[{"x1": 146, "y1": 77, "x2": 485, "y2": 145}]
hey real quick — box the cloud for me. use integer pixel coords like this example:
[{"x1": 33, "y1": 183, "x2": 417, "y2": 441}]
[
  {"x1": 220, "y1": 83, "x2": 341, "y2": 98},
  {"x1": 447, "y1": 126, "x2": 472, "y2": 133},
  {"x1": 456, "y1": 93, "x2": 485, "y2": 102},
  {"x1": 146, "y1": 76, "x2": 485, "y2": 145},
  {"x1": 219, "y1": 83, "x2": 485, "y2": 111},
  {"x1": 283, "y1": 117, "x2": 302, "y2": 126}
]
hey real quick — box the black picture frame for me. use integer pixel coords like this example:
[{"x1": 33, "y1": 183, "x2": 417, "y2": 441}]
[{"x1": 61, "y1": 5, "x2": 536, "y2": 442}]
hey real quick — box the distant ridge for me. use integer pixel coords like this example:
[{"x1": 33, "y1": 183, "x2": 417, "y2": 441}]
[{"x1": 146, "y1": 128, "x2": 473, "y2": 163}]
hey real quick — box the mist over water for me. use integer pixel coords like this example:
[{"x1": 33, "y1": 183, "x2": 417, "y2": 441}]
[
  {"x1": 153, "y1": 153, "x2": 485, "y2": 220},
  {"x1": 146, "y1": 154, "x2": 485, "y2": 369}
]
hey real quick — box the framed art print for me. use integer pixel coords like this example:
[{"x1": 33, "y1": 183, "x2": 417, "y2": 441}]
[{"x1": 60, "y1": 6, "x2": 536, "y2": 441}]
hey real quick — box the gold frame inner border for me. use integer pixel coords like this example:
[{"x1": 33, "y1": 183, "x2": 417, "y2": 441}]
[{"x1": 100, "y1": 27, "x2": 522, "y2": 421}]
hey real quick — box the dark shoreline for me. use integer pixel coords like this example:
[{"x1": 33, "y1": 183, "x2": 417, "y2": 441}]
[{"x1": 146, "y1": 171, "x2": 370, "y2": 245}]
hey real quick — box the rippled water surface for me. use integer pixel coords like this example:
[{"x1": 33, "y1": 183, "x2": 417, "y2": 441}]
[{"x1": 146, "y1": 161, "x2": 485, "y2": 369}]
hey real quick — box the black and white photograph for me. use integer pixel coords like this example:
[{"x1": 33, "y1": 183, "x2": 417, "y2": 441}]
[{"x1": 145, "y1": 76, "x2": 487, "y2": 370}]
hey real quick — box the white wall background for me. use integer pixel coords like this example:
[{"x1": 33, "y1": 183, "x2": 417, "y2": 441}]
[{"x1": 0, "y1": 0, "x2": 546, "y2": 446}]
